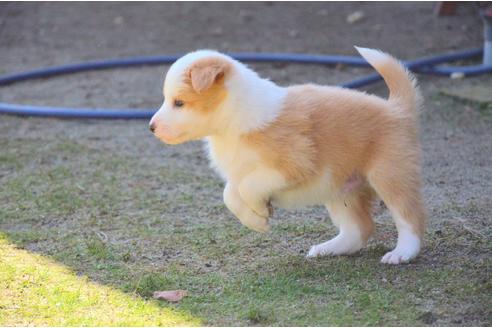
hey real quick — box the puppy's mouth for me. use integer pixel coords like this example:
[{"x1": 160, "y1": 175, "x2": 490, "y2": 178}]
[{"x1": 155, "y1": 131, "x2": 188, "y2": 145}]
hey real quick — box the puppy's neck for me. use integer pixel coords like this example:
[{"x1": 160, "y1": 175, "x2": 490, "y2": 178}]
[{"x1": 213, "y1": 62, "x2": 287, "y2": 138}]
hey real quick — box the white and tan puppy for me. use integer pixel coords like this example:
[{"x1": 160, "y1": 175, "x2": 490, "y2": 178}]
[{"x1": 149, "y1": 47, "x2": 426, "y2": 264}]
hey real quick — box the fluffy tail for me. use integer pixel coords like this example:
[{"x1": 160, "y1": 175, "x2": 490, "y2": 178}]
[{"x1": 355, "y1": 46, "x2": 421, "y2": 117}]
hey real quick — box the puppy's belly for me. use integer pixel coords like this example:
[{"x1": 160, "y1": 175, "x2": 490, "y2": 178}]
[{"x1": 271, "y1": 172, "x2": 333, "y2": 209}]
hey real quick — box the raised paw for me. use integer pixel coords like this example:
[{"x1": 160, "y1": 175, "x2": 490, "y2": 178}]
[
  {"x1": 241, "y1": 214, "x2": 270, "y2": 233},
  {"x1": 237, "y1": 186, "x2": 271, "y2": 219},
  {"x1": 236, "y1": 205, "x2": 271, "y2": 233},
  {"x1": 248, "y1": 202, "x2": 270, "y2": 219}
]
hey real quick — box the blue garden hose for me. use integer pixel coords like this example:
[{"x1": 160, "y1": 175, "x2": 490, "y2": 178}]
[{"x1": 0, "y1": 48, "x2": 491, "y2": 119}]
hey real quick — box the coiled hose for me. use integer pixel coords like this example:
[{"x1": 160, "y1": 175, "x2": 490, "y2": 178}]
[{"x1": 0, "y1": 48, "x2": 490, "y2": 119}]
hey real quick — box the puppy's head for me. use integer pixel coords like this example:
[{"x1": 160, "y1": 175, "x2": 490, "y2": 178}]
[{"x1": 150, "y1": 50, "x2": 232, "y2": 145}]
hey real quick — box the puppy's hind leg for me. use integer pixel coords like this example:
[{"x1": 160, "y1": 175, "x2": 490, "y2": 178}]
[
  {"x1": 307, "y1": 190, "x2": 374, "y2": 258},
  {"x1": 367, "y1": 163, "x2": 426, "y2": 265}
]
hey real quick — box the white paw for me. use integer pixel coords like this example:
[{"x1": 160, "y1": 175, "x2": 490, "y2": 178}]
[
  {"x1": 307, "y1": 244, "x2": 328, "y2": 258},
  {"x1": 306, "y1": 235, "x2": 363, "y2": 258},
  {"x1": 381, "y1": 230, "x2": 421, "y2": 264},
  {"x1": 380, "y1": 250, "x2": 412, "y2": 264}
]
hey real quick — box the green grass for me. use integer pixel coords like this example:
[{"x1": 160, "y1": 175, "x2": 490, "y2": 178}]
[
  {"x1": 0, "y1": 128, "x2": 491, "y2": 325},
  {"x1": 0, "y1": 233, "x2": 200, "y2": 326}
]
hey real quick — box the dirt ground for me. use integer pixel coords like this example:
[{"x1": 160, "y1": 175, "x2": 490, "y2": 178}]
[{"x1": 0, "y1": 2, "x2": 491, "y2": 326}]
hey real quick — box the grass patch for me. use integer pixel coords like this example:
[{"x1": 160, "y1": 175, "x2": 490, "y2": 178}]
[
  {"x1": 85, "y1": 235, "x2": 113, "y2": 260},
  {"x1": 244, "y1": 306, "x2": 275, "y2": 325},
  {"x1": 0, "y1": 233, "x2": 200, "y2": 326}
]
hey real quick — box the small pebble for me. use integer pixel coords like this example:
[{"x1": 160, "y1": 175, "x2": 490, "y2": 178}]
[
  {"x1": 113, "y1": 16, "x2": 124, "y2": 25},
  {"x1": 212, "y1": 27, "x2": 223, "y2": 36},
  {"x1": 450, "y1": 72, "x2": 465, "y2": 79},
  {"x1": 347, "y1": 11, "x2": 365, "y2": 24},
  {"x1": 289, "y1": 29, "x2": 299, "y2": 38}
]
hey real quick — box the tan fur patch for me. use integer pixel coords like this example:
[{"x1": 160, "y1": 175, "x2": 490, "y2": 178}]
[
  {"x1": 243, "y1": 84, "x2": 389, "y2": 186},
  {"x1": 242, "y1": 100, "x2": 318, "y2": 184},
  {"x1": 174, "y1": 57, "x2": 232, "y2": 113},
  {"x1": 174, "y1": 82, "x2": 228, "y2": 113}
]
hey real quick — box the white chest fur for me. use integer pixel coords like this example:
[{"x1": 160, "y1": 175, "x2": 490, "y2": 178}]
[{"x1": 205, "y1": 136, "x2": 260, "y2": 183}]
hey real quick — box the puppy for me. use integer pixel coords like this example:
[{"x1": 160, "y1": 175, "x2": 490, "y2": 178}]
[{"x1": 149, "y1": 47, "x2": 426, "y2": 264}]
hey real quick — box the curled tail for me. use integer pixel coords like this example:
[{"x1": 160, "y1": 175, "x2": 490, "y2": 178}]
[{"x1": 355, "y1": 46, "x2": 421, "y2": 117}]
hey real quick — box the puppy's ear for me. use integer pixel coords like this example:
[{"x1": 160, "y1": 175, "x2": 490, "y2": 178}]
[{"x1": 188, "y1": 58, "x2": 230, "y2": 94}]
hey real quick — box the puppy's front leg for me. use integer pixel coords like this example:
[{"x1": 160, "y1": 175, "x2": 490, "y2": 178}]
[
  {"x1": 238, "y1": 168, "x2": 287, "y2": 218},
  {"x1": 223, "y1": 183, "x2": 270, "y2": 233}
]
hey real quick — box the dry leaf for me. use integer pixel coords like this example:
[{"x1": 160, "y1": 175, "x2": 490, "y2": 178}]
[{"x1": 152, "y1": 290, "x2": 187, "y2": 302}]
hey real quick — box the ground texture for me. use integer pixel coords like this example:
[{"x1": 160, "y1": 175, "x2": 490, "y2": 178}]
[{"x1": 0, "y1": 2, "x2": 491, "y2": 326}]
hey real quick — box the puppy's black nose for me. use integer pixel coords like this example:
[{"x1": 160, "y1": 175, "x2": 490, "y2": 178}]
[{"x1": 149, "y1": 122, "x2": 156, "y2": 133}]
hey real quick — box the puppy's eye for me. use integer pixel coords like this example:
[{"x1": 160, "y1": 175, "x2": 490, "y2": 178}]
[{"x1": 174, "y1": 99, "x2": 184, "y2": 108}]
